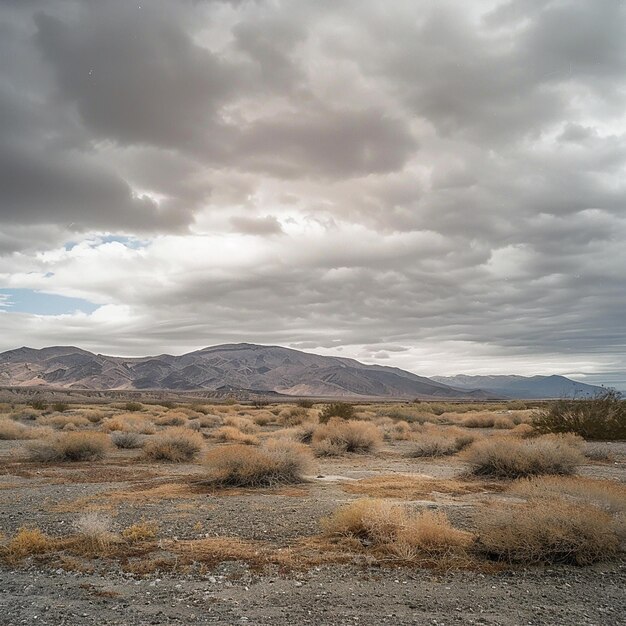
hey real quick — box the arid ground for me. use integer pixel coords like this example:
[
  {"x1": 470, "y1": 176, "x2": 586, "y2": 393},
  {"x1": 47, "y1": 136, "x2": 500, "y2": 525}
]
[{"x1": 0, "y1": 398, "x2": 624, "y2": 625}]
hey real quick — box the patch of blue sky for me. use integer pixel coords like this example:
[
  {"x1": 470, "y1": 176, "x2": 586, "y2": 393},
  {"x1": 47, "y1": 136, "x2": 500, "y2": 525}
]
[{"x1": 0, "y1": 289, "x2": 98, "y2": 315}]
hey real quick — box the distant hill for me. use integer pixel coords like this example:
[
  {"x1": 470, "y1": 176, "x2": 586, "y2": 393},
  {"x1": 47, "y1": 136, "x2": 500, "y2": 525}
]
[
  {"x1": 431, "y1": 374, "x2": 606, "y2": 399},
  {"x1": 0, "y1": 343, "x2": 491, "y2": 399}
]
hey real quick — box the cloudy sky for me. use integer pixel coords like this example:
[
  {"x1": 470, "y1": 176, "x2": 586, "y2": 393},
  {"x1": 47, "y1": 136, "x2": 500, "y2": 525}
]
[{"x1": 0, "y1": 0, "x2": 625, "y2": 389}]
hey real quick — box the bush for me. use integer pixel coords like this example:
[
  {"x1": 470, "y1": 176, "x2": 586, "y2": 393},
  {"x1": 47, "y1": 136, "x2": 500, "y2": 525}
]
[
  {"x1": 124, "y1": 402, "x2": 143, "y2": 412},
  {"x1": 212, "y1": 426, "x2": 259, "y2": 446},
  {"x1": 312, "y1": 419, "x2": 381, "y2": 456},
  {"x1": 3, "y1": 527, "x2": 52, "y2": 561},
  {"x1": 110, "y1": 431, "x2": 143, "y2": 449},
  {"x1": 297, "y1": 399, "x2": 315, "y2": 409},
  {"x1": 51, "y1": 402, "x2": 69, "y2": 412},
  {"x1": 0, "y1": 419, "x2": 35, "y2": 440},
  {"x1": 122, "y1": 521, "x2": 158, "y2": 542},
  {"x1": 27, "y1": 432, "x2": 110, "y2": 462},
  {"x1": 74, "y1": 512, "x2": 115, "y2": 553},
  {"x1": 102, "y1": 415, "x2": 155, "y2": 434},
  {"x1": 204, "y1": 440, "x2": 313, "y2": 487},
  {"x1": 407, "y1": 434, "x2": 460, "y2": 458},
  {"x1": 532, "y1": 390, "x2": 626, "y2": 440},
  {"x1": 39, "y1": 414, "x2": 90, "y2": 429},
  {"x1": 322, "y1": 499, "x2": 472, "y2": 561},
  {"x1": 475, "y1": 499, "x2": 619, "y2": 565},
  {"x1": 463, "y1": 414, "x2": 495, "y2": 428},
  {"x1": 29, "y1": 399, "x2": 47, "y2": 411},
  {"x1": 464, "y1": 435, "x2": 584, "y2": 478},
  {"x1": 319, "y1": 402, "x2": 355, "y2": 424},
  {"x1": 155, "y1": 411, "x2": 188, "y2": 426},
  {"x1": 143, "y1": 427, "x2": 204, "y2": 462}
]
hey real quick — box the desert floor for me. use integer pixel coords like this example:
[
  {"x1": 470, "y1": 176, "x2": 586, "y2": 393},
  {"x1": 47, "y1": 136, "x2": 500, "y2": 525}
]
[{"x1": 0, "y1": 400, "x2": 624, "y2": 626}]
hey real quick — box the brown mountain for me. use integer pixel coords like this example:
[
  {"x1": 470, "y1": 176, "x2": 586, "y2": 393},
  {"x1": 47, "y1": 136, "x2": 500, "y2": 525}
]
[{"x1": 0, "y1": 343, "x2": 489, "y2": 399}]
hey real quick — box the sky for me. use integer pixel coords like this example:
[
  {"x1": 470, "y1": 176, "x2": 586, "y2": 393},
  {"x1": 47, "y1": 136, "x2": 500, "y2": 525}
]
[{"x1": 0, "y1": 0, "x2": 625, "y2": 390}]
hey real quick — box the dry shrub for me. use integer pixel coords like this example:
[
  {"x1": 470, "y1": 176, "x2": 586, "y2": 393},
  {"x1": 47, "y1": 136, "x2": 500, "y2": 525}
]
[
  {"x1": 475, "y1": 499, "x2": 619, "y2": 565},
  {"x1": 462, "y1": 414, "x2": 496, "y2": 428},
  {"x1": 155, "y1": 411, "x2": 188, "y2": 426},
  {"x1": 464, "y1": 434, "x2": 584, "y2": 478},
  {"x1": 3, "y1": 527, "x2": 52, "y2": 562},
  {"x1": 187, "y1": 420, "x2": 202, "y2": 431},
  {"x1": 312, "y1": 419, "x2": 381, "y2": 456},
  {"x1": 81, "y1": 409, "x2": 110, "y2": 423},
  {"x1": 252, "y1": 411, "x2": 275, "y2": 426},
  {"x1": 319, "y1": 402, "x2": 355, "y2": 424},
  {"x1": 343, "y1": 474, "x2": 496, "y2": 500},
  {"x1": 295, "y1": 423, "x2": 316, "y2": 444},
  {"x1": 74, "y1": 512, "x2": 116, "y2": 554},
  {"x1": 379, "y1": 407, "x2": 439, "y2": 425},
  {"x1": 110, "y1": 431, "x2": 143, "y2": 449},
  {"x1": 322, "y1": 499, "x2": 472, "y2": 562},
  {"x1": 121, "y1": 521, "x2": 158, "y2": 542},
  {"x1": 102, "y1": 414, "x2": 155, "y2": 434},
  {"x1": 493, "y1": 417, "x2": 514, "y2": 429},
  {"x1": 279, "y1": 406, "x2": 310, "y2": 426},
  {"x1": 27, "y1": 432, "x2": 110, "y2": 462},
  {"x1": 39, "y1": 414, "x2": 90, "y2": 429},
  {"x1": 509, "y1": 476, "x2": 626, "y2": 514},
  {"x1": 378, "y1": 418, "x2": 413, "y2": 441},
  {"x1": 198, "y1": 414, "x2": 221, "y2": 428},
  {"x1": 222, "y1": 416, "x2": 259, "y2": 433},
  {"x1": 143, "y1": 427, "x2": 204, "y2": 462},
  {"x1": 0, "y1": 419, "x2": 38, "y2": 440},
  {"x1": 408, "y1": 435, "x2": 457, "y2": 458},
  {"x1": 212, "y1": 426, "x2": 259, "y2": 446},
  {"x1": 203, "y1": 440, "x2": 313, "y2": 487}
]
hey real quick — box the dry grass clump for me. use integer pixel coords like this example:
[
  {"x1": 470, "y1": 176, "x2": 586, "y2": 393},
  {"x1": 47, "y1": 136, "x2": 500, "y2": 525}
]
[
  {"x1": 377, "y1": 418, "x2": 413, "y2": 441},
  {"x1": 493, "y1": 417, "x2": 514, "y2": 429},
  {"x1": 312, "y1": 419, "x2": 381, "y2": 456},
  {"x1": 322, "y1": 499, "x2": 473, "y2": 562},
  {"x1": 143, "y1": 427, "x2": 204, "y2": 462},
  {"x1": 475, "y1": 499, "x2": 619, "y2": 565},
  {"x1": 81, "y1": 409, "x2": 111, "y2": 423},
  {"x1": 110, "y1": 431, "x2": 143, "y2": 449},
  {"x1": 222, "y1": 416, "x2": 259, "y2": 433},
  {"x1": 197, "y1": 414, "x2": 221, "y2": 428},
  {"x1": 27, "y1": 432, "x2": 110, "y2": 462},
  {"x1": 279, "y1": 406, "x2": 310, "y2": 426},
  {"x1": 102, "y1": 414, "x2": 155, "y2": 434},
  {"x1": 0, "y1": 419, "x2": 40, "y2": 440},
  {"x1": 252, "y1": 411, "x2": 275, "y2": 426},
  {"x1": 2, "y1": 527, "x2": 53, "y2": 562},
  {"x1": 462, "y1": 413, "x2": 496, "y2": 428},
  {"x1": 464, "y1": 434, "x2": 585, "y2": 478},
  {"x1": 343, "y1": 474, "x2": 497, "y2": 500},
  {"x1": 74, "y1": 512, "x2": 116, "y2": 554},
  {"x1": 155, "y1": 411, "x2": 188, "y2": 427},
  {"x1": 121, "y1": 521, "x2": 158, "y2": 542},
  {"x1": 212, "y1": 426, "x2": 259, "y2": 446},
  {"x1": 39, "y1": 414, "x2": 90, "y2": 429},
  {"x1": 380, "y1": 407, "x2": 440, "y2": 424},
  {"x1": 407, "y1": 434, "x2": 459, "y2": 458},
  {"x1": 203, "y1": 440, "x2": 313, "y2": 487},
  {"x1": 509, "y1": 476, "x2": 626, "y2": 514}
]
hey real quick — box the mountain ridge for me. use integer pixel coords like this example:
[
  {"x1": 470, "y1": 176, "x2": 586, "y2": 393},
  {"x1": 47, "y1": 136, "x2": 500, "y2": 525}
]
[{"x1": 0, "y1": 343, "x2": 607, "y2": 399}]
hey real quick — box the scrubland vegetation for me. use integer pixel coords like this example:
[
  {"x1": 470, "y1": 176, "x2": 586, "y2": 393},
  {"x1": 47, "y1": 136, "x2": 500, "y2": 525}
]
[{"x1": 0, "y1": 394, "x2": 623, "y2": 578}]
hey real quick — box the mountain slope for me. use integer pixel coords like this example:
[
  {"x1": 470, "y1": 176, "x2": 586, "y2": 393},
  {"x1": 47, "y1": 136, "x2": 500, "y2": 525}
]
[
  {"x1": 431, "y1": 374, "x2": 605, "y2": 399},
  {"x1": 0, "y1": 343, "x2": 485, "y2": 398}
]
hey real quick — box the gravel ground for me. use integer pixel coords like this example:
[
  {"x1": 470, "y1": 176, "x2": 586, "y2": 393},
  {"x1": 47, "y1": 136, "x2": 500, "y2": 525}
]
[{"x1": 1, "y1": 436, "x2": 625, "y2": 625}]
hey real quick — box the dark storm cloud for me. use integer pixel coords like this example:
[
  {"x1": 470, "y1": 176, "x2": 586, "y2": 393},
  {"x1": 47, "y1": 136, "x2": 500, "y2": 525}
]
[{"x1": 0, "y1": 0, "x2": 625, "y2": 383}]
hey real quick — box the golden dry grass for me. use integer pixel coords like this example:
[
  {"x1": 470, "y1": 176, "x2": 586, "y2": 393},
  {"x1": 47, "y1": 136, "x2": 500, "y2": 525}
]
[
  {"x1": 312, "y1": 419, "x2": 382, "y2": 456},
  {"x1": 102, "y1": 414, "x2": 155, "y2": 434},
  {"x1": 26, "y1": 432, "x2": 111, "y2": 462},
  {"x1": 143, "y1": 427, "x2": 204, "y2": 462},
  {"x1": 322, "y1": 499, "x2": 473, "y2": 565},
  {"x1": 475, "y1": 499, "x2": 619, "y2": 565},
  {"x1": 2, "y1": 527, "x2": 53, "y2": 563},
  {"x1": 211, "y1": 426, "x2": 259, "y2": 445},
  {"x1": 203, "y1": 440, "x2": 314, "y2": 487},
  {"x1": 342, "y1": 474, "x2": 500, "y2": 500},
  {"x1": 464, "y1": 434, "x2": 585, "y2": 478}
]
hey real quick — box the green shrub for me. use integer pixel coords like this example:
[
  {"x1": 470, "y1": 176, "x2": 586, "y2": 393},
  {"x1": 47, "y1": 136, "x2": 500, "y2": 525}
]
[
  {"x1": 532, "y1": 390, "x2": 626, "y2": 440},
  {"x1": 124, "y1": 402, "x2": 143, "y2": 412},
  {"x1": 297, "y1": 399, "x2": 315, "y2": 408},
  {"x1": 51, "y1": 402, "x2": 69, "y2": 413},
  {"x1": 319, "y1": 402, "x2": 355, "y2": 424},
  {"x1": 29, "y1": 398, "x2": 47, "y2": 411}
]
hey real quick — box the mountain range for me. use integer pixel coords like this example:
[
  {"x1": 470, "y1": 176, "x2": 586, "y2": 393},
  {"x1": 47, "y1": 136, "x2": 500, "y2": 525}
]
[
  {"x1": 0, "y1": 343, "x2": 607, "y2": 399},
  {"x1": 431, "y1": 374, "x2": 605, "y2": 400}
]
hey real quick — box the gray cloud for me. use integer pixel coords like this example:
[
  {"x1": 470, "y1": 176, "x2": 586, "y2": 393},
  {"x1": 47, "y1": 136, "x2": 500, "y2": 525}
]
[{"x1": 0, "y1": 0, "x2": 625, "y2": 386}]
